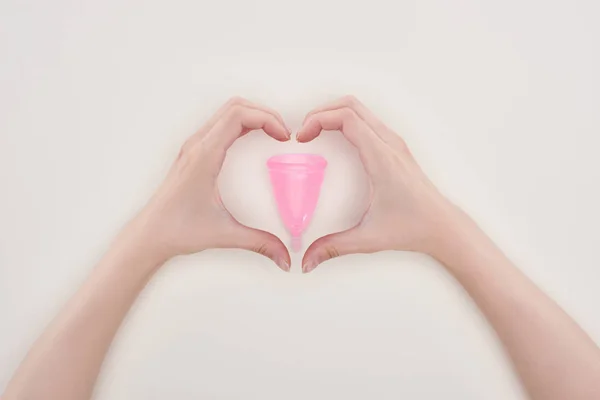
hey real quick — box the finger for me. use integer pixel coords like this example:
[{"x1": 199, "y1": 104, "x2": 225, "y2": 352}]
[
  {"x1": 304, "y1": 96, "x2": 406, "y2": 150},
  {"x1": 296, "y1": 108, "x2": 386, "y2": 173},
  {"x1": 302, "y1": 227, "x2": 377, "y2": 273},
  {"x1": 226, "y1": 225, "x2": 291, "y2": 272},
  {"x1": 239, "y1": 100, "x2": 290, "y2": 134},
  {"x1": 204, "y1": 105, "x2": 291, "y2": 151},
  {"x1": 297, "y1": 107, "x2": 382, "y2": 147},
  {"x1": 193, "y1": 97, "x2": 291, "y2": 141}
]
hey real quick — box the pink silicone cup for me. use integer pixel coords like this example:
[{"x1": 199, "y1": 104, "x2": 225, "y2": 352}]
[{"x1": 267, "y1": 153, "x2": 327, "y2": 252}]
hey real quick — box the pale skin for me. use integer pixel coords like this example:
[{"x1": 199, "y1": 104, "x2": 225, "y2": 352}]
[{"x1": 3, "y1": 97, "x2": 600, "y2": 400}]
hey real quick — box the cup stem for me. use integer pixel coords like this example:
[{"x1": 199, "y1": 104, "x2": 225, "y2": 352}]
[{"x1": 291, "y1": 235, "x2": 302, "y2": 252}]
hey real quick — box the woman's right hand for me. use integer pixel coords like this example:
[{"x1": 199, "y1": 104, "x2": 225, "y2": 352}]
[{"x1": 297, "y1": 96, "x2": 462, "y2": 273}]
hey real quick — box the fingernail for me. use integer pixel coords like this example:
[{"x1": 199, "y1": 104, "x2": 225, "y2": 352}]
[
  {"x1": 302, "y1": 261, "x2": 316, "y2": 274},
  {"x1": 277, "y1": 258, "x2": 290, "y2": 272}
]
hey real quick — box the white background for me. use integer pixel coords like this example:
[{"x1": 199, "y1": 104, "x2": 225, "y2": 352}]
[{"x1": 1, "y1": 0, "x2": 599, "y2": 399}]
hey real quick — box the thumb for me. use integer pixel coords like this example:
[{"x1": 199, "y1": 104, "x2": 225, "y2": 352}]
[
  {"x1": 302, "y1": 227, "x2": 372, "y2": 273},
  {"x1": 228, "y1": 225, "x2": 291, "y2": 272}
]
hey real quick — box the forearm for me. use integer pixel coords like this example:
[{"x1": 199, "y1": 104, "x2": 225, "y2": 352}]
[
  {"x1": 4, "y1": 229, "x2": 163, "y2": 400},
  {"x1": 434, "y1": 211, "x2": 600, "y2": 400},
  {"x1": 3, "y1": 98, "x2": 291, "y2": 400}
]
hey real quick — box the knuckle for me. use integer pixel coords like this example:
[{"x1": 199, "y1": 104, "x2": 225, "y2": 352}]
[
  {"x1": 339, "y1": 107, "x2": 358, "y2": 121},
  {"x1": 226, "y1": 96, "x2": 246, "y2": 107},
  {"x1": 179, "y1": 137, "x2": 195, "y2": 156},
  {"x1": 175, "y1": 144, "x2": 200, "y2": 170},
  {"x1": 272, "y1": 109, "x2": 284, "y2": 121},
  {"x1": 225, "y1": 104, "x2": 245, "y2": 121},
  {"x1": 191, "y1": 136, "x2": 224, "y2": 159},
  {"x1": 393, "y1": 140, "x2": 413, "y2": 160},
  {"x1": 253, "y1": 243, "x2": 269, "y2": 256},
  {"x1": 324, "y1": 245, "x2": 340, "y2": 260},
  {"x1": 186, "y1": 142, "x2": 207, "y2": 160},
  {"x1": 400, "y1": 141, "x2": 413, "y2": 157},
  {"x1": 318, "y1": 237, "x2": 340, "y2": 260},
  {"x1": 342, "y1": 95, "x2": 359, "y2": 107}
]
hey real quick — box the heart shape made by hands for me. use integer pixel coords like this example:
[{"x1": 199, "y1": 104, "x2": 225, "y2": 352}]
[{"x1": 218, "y1": 123, "x2": 369, "y2": 271}]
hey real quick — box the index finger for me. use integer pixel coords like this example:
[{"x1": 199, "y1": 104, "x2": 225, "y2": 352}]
[
  {"x1": 304, "y1": 96, "x2": 406, "y2": 150},
  {"x1": 296, "y1": 108, "x2": 387, "y2": 172},
  {"x1": 203, "y1": 105, "x2": 291, "y2": 151}
]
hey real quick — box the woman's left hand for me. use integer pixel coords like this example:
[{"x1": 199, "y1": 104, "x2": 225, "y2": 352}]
[{"x1": 126, "y1": 97, "x2": 292, "y2": 271}]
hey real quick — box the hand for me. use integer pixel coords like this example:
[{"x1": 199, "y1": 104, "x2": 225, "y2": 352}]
[
  {"x1": 297, "y1": 96, "x2": 459, "y2": 273},
  {"x1": 125, "y1": 97, "x2": 292, "y2": 271}
]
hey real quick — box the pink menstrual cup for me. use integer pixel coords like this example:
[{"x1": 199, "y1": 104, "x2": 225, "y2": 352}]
[{"x1": 267, "y1": 154, "x2": 327, "y2": 252}]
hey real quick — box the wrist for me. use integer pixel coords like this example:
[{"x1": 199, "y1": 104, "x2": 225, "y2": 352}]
[
  {"x1": 108, "y1": 219, "x2": 170, "y2": 275},
  {"x1": 425, "y1": 203, "x2": 488, "y2": 269}
]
